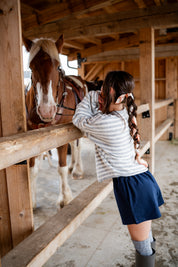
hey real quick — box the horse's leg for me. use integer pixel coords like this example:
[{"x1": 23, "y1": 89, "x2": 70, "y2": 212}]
[
  {"x1": 29, "y1": 155, "x2": 42, "y2": 209},
  {"x1": 68, "y1": 141, "x2": 75, "y2": 173},
  {"x1": 71, "y1": 139, "x2": 83, "y2": 180},
  {"x1": 57, "y1": 144, "x2": 73, "y2": 209}
]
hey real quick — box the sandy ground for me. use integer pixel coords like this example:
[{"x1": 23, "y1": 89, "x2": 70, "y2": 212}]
[{"x1": 33, "y1": 140, "x2": 178, "y2": 267}]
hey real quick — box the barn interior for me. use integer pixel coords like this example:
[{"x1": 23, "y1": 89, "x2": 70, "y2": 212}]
[{"x1": 0, "y1": 0, "x2": 178, "y2": 266}]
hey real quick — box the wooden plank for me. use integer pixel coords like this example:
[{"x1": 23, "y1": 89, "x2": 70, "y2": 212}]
[
  {"x1": 137, "y1": 103, "x2": 149, "y2": 115},
  {"x1": 85, "y1": 44, "x2": 178, "y2": 63},
  {"x1": 24, "y1": 3, "x2": 178, "y2": 40},
  {"x1": 68, "y1": 34, "x2": 139, "y2": 61},
  {"x1": 155, "y1": 118, "x2": 173, "y2": 143},
  {"x1": 0, "y1": 0, "x2": 33, "y2": 254},
  {"x1": 84, "y1": 64, "x2": 105, "y2": 81},
  {"x1": 139, "y1": 141, "x2": 150, "y2": 157},
  {"x1": 154, "y1": 99, "x2": 174, "y2": 110},
  {"x1": 2, "y1": 180, "x2": 113, "y2": 267},
  {"x1": 0, "y1": 123, "x2": 82, "y2": 171},
  {"x1": 6, "y1": 163, "x2": 33, "y2": 247},
  {"x1": 133, "y1": 0, "x2": 146, "y2": 8},
  {"x1": 22, "y1": 0, "x2": 123, "y2": 31},
  {"x1": 166, "y1": 57, "x2": 177, "y2": 138},
  {"x1": 69, "y1": 32, "x2": 178, "y2": 60},
  {"x1": 139, "y1": 27, "x2": 155, "y2": 173},
  {"x1": 175, "y1": 99, "x2": 178, "y2": 138},
  {"x1": 166, "y1": 57, "x2": 178, "y2": 99}
]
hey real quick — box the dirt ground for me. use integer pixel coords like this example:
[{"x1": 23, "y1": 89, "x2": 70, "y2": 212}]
[{"x1": 33, "y1": 139, "x2": 178, "y2": 267}]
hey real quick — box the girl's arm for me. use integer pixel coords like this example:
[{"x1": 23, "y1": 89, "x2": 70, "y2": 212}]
[{"x1": 72, "y1": 91, "x2": 103, "y2": 136}]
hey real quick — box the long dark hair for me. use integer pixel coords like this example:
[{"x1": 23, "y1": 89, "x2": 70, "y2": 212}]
[{"x1": 101, "y1": 71, "x2": 140, "y2": 150}]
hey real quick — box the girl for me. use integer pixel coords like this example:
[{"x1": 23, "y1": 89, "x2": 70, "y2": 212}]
[{"x1": 72, "y1": 71, "x2": 164, "y2": 267}]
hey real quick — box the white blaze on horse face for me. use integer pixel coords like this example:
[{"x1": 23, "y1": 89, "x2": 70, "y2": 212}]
[{"x1": 36, "y1": 80, "x2": 57, "y2": 122}]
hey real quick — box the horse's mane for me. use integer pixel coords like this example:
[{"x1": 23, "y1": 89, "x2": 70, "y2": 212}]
[{"x1": 28, "y1": 38, "x2": 60, "y2": 65}]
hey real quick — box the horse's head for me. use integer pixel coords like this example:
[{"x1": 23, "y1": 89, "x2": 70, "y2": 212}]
[{"x1": 23, "y1": 35, "x2": 63, "y2": 122}]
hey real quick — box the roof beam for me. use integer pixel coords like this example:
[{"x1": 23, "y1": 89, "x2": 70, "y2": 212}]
[
  {"x1": 22, "y1": 0, "x2": 123, "y2": 32},
  {"x1": 68, "y1": 34, "x2": 139, "y2": 60},
  {"x1": 84, "y1": 44, "x2": 178, "y2": 63},
  {"x1": 133, "y1": 0, "x2": 147, "y2": 8},
  {"x1": 23, "y1": 3, "x2": 178, "y2": 40},
  {"x1": 68, "y1": 32, "x2": 178, "y2": 60}
]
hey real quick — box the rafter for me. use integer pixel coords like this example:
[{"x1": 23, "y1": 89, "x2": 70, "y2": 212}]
[
  {"x1": 64, "y1": 41, "x2": 84, "y2": 50},
  {"x1": 22, "y1": 0, "x2": 123, "y2": 31},
  {"x1": 67, "y1": 32, "x2": 178, "y2": 60},
  {"x1": 84, "y1": 44, "x2": 178, "y2": 63},
  {"x1": 133, "y1": 0, "x2": 146, "y2": 8},
  {"x1": 153, "y1": 0, "x2": 162, "y2": 6},
  {"x1": 68, "y1": 34, "x2": 139, "y2": 60},
  {"x1": 23, "y1": 3, "x2": 178, "y2": 41}
]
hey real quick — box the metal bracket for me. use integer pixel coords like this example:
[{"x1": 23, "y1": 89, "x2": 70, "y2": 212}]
[
  {"x1": 67, "y1": 53, "x2": 87, "y2": 69},
  {"x1": 168, "y1": 102, "x2": 174, "y2": 106},
  {"x1": 142, "y1": 110, "x2": 150, "y2": 119},
  {"x1": 145, "y1": 148, "x2": 150, "y2": 155},
  {"x1": 169, "y1": 132, "x2": 173, "y2": 140},
  {"x1": 77, "y1": 53, "x2": 87, "y2": 68},
  {"x1": 15, "y1": 160, "x2": 27, "y2": 165}
]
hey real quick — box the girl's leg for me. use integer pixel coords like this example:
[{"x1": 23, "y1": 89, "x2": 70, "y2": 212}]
[
  {"x1": 128, "y1": 220, "x2": 153, "y2": 256},
  {"x1": 128, "y1": 221, "x2": 155, "y2": 266},
  {"x1": 127, "y1": 220, "x2": 151, "y2": 241}
]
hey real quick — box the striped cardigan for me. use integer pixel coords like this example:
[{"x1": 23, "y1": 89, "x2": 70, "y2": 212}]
[{"x1": 72, "y1": 91, "x2": 147, "y2": 182}]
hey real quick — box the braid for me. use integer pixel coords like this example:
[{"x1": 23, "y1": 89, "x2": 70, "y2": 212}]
[{"x1": 127, "y1": 96, "x2": 140, "y2": 150}]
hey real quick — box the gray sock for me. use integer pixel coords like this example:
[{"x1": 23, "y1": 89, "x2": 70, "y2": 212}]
[
  {"x1": 132, "y1": 237, "x2": 153, "y2": 256},
  {"x1": 149, "y1": 230, "x2": 154, "y2": 243}
]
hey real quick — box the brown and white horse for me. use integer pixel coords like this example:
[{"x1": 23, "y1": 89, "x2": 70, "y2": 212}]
[{"x1": 23, "y1": 35, "x2": 88, "y2": 209}]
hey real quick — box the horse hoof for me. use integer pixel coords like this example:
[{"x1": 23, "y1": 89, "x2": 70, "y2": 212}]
[{"x1": 72, "y1": 173, "x2": 83, "y2": 180}]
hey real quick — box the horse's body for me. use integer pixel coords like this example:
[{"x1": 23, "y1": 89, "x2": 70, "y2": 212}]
[{"x1": 23, "y1": 35, "x2": 88, "y2": 209}]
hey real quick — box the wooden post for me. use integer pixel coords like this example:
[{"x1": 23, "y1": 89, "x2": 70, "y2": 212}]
[
  {"x1": 139, "y1": 28, "x2": 155, "y2": 173},
  {"x1": 166, "y1": 57, "x2": 178, "y2": 139},
  {"x1": 78, "y1": 63, "x2": 85, "y2": 79},
  {"x1": 0, "y1": 0, "x2": 33, "y2": 255},
  {"x1": 175, "y1": 99, "x2": 178, "y2": 138}
]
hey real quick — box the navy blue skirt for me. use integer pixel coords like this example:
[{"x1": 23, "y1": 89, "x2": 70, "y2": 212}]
[{"x1": 113, "y1": 171, "x2": 164, "y2": 225}]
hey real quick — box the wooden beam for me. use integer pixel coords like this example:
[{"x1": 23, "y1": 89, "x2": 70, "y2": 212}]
[
  {"x1": 85, "y1": 44, "x2": 178, "y2": 63},
  {"x1": 155, "y1": 118, "x2": 173, "y2": 143},
  {"x1": 2, "y1": 180, "x2": 113, "y2": 267},
  {"x1": 139, "y1": 141, "x2": 150, "y2": 157},
  {"x1": 68, "y1": 34, "x2": 139, "y2": 61},
  {"x1": 166, "y1": 57, "x2": 178, "y2": 99},
  {"x1": 175, "y1": 99, "x2": 178, "y2": 138},
  {"x1": 23, "y1": 3, "x2": 178, "y2": 40},
  {"x1": 139, "y1": 27, "x2": 155, "y2": 173},
  {"x1": 84, "y1": 64, "x2": 105, "y2": 81},
  {"x1": 0, "y1": 123, "x2": 82, "y2": 171},
  {"x1": 137, "y1": 103, "x2": 150, "y2": 115},
  {"x1": 22, "y1": 0, "x2": 123, "y2": 32},
  {"x1": 153, "y1": 0, "x2": 161, "y2": 6},
  {"x1": 133, "y1": 0, "x2": 146, "y2": 8},
  {"x1": 154, "y1": 99, "x2": 174, "y2": 110},
  {"x1": 0, "y1": 0, "x2": 33, "y2": 255},
  {"x1": 82, "y1": 37, "x2": 102, "y2": 45},
  {"x1": 64, "y1": 40, "x2": 85, "y2": 50},
  {"x1": 166, "y1": 57, "x2": 177, "y2": 139},
  {"x1": 68, "y1": 32, "x2": 178, "y2": 60}
]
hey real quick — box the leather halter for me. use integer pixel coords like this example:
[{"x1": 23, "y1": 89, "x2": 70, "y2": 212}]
[
  {"x1": 26, "y1": 68, "x2": 85, "y2": 129},
  {"x1": 56, "y1": 68, "x2": 79, "y2": 116}
]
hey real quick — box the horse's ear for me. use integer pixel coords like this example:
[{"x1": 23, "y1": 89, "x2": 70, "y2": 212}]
[
  {"x1": 22, "y1": 35, "x2": 33, "y2": 52},
  {"x1": 55, "y1": 34, "x2": 64, "y2": 53}
]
